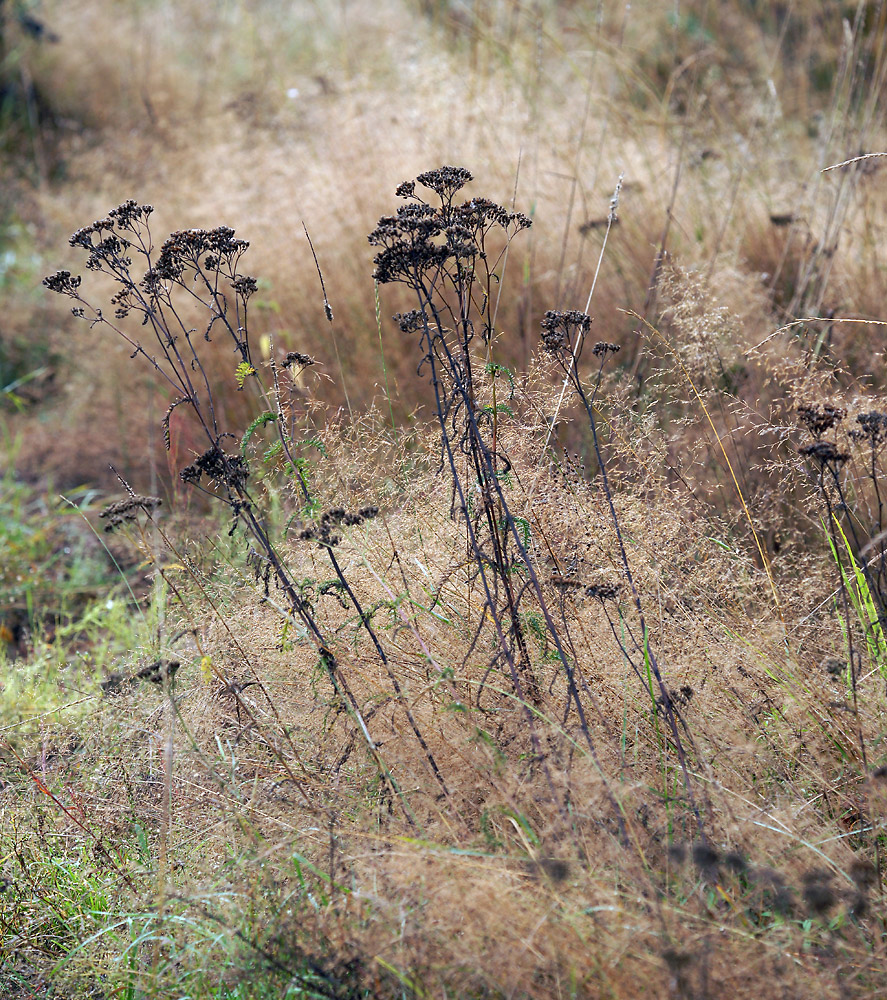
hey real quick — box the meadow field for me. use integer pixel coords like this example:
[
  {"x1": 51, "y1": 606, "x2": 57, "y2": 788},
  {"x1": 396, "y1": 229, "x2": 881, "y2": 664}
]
[{"x1": 2, "y1": 1, "x2": 887, "y2": 996}]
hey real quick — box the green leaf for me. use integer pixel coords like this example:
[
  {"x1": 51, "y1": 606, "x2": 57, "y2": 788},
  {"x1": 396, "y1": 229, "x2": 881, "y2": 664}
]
[
  {"x1": 484, "y1": 362, "x2": 516, "y2": 399},
  {"x1": 829, "y1": 515, "x2": 887, "y2": 678},
  {"x1": 298, "y1": 434, "x2": 328, "y2": 457},
  {"x1": 241, "y1": 411, "x2": 277, "y2": 453}
]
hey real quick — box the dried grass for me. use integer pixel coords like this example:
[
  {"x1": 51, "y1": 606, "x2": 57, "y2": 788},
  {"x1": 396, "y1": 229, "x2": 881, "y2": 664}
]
[{"x1": 3, "y1": 2, "x2": 887, "y2": 997}]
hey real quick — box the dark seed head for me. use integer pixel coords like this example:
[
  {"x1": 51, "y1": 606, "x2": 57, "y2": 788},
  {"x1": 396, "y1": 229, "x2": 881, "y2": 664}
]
[
  {"x1": 802, "y1": 875, "x2": 836, "y2": 916},
  {"x1": 692, "y1": 842, "x2": 720, "y2": 874},
  {"x1": 797, "y1": 403, "x2": 846, "y2": 438}
]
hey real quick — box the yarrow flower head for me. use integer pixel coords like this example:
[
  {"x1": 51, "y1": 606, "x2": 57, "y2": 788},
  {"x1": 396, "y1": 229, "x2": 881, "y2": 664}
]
[
  {"x1": 797, "y1": 402, "x2": 846, "y2": 439},
  {"x1": 368, "y1": 167, "x2": 531, "y2": 287},
  {"x1": 153, "y1": 226, "x2": 249, "y2": 282},
  {"x1": 415, "y1": 165, "x2": 474, "y2": 200},
  {"x1": 540, "y1": 310, "x2": 592, "y2": 354},
  {"x1": 180, "y1": 444, "x2": 249, "y2": 491},
  {"x1": 368, "y1": 203, "x2": 451, "y2": 285},
  {"x1": 298, "y1": 505, "x2": 380, "y2": 548},
  {"x1": 107, "y1": 199, "x2": 153, "y2": 230},
  {"x1": 799, "y1": 440, "x2": 849, "y2": 468},
  {"x1": 232, "y1": 275, "x2": 258, "y2": 299},
  {"x1": 392, "y1": 310, "x2": 427, "y2": 334},
  {"x1": 283, "y1": 351, "x2": 315, "y2": 368},
  {"x1": 42, "y1": 270, "x2": 82, "y2": 295},
  {"x1": 585, "y1": 581, "x2": 621, "y2": 602},
  {"x1": 850, "y1": 411, "x2": 887, "y2": 448},
  {"x1": 592, "y1": 341, "x2": 621, "y2": 357}
]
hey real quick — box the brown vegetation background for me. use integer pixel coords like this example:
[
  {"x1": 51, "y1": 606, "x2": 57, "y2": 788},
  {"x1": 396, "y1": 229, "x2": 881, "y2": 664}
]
[
  {"x1": 2, "y1": 2, "x2": 887, "y2": 998},
  {"x1": 5, "y1": 0, "x2": 883, "y2": 491}
]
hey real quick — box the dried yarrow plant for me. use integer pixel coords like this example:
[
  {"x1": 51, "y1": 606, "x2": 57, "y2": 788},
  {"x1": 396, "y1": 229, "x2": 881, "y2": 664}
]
[
  {"x1": 43, "y1": 200, "x2": 421, "y2": 818},
  {"x1": 369, "y1": 166, "x2": 707, "y2": 837}
]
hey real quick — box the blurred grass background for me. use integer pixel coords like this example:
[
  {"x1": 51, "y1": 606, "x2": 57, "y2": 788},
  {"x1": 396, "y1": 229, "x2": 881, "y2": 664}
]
[
  {"x1": 3, "y1": 0, "x2": 883, "y2": 487},
  {"x1": 2, "y1": 3, "x2": 887, "y2": 997}
]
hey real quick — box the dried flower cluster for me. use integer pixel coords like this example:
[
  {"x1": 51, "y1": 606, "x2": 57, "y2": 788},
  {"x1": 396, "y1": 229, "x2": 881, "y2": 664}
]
[
  {"x1": 44, "y1": 202, "x2": 257, "y2": 365},
  {"x1": 795, "y1": 403, "x2": 887, "y2": 476},
  {"x1": 392, "y1": 310, "x2": 427, "y2": 334},
  {"x1": 850, "y1": 410, "x2": 887, "y2": 447},
  {"x1": 584, "y1": 581, "x2": 621, "y2": 602},
  {"x1": 283, "y1": 351, "x2": 316, "y2": 368},
  {"x1": 592, "y1": 341, "x2": 621, "y2": 357},
  {"x1": 797, "y1": 402, "x2": 846, "y2": 439},
  {"x1": 231, "y1": 274, "x2": 258, "y2": 299},
  {"x1": 106, "y1": 198, "x2": 153, "y2": 229},
  {"x1": 135, "y1": 658, "x2": 180, "y2": 685},
  {"x1": 665, "y1": 843, "x2": 875, "y2": 920},
  {"x1": 798, "y1": 439, "x2": 850, "y2": 468},
  {"x1": 298, "y1": 505, "x2": 380, "y2": 547},
  {"x1": 150, "y1": 226, "x2": 249, "y2": 283},
  {"x1": 42, "y1": 269, "x2": 82, "y2": 295},
  {"x1": 540, "y1": 309, "x2": 592, "y2": 354},
  {"x1": 368, "y1": 167, "x2": 530, "y2": 287},
  {"x1": 180, "y1": 444, "x2": 249, "y2": 491},
  {"x1": 101, "y1": 658, "x2": 181, "y2": 694}
]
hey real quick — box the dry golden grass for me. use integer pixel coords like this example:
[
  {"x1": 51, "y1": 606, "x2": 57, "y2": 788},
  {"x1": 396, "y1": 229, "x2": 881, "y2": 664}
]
[
  {"x1": 7, "y1": 384, "x2": 885, "y2": 996},
  {"x1": 2, "y1": 2, "x2": 887, "y2": 997},
  {"x1": 14, "y1": 0, "x2": 880, "y2": 479},
  {"x1": 6, "y1": 0, "x2": 880, "y2": 495}
]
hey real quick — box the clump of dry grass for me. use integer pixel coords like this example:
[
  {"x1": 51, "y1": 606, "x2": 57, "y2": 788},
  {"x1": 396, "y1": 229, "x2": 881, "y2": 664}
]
[
  {"x1": 3, "y1": 157, "x2": 886, "y2": 997},
  {"x1": 7, "y1": 388, "x2": 885, "y2": 996},
  {"x1": 3, "y1": 3, "x2": 887, "y2": 997}
]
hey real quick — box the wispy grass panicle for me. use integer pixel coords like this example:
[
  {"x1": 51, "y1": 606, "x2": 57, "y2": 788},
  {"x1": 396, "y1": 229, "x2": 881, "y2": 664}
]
[{"x1": 538, "y1": 300, "x2": 705, "y2": 833}]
